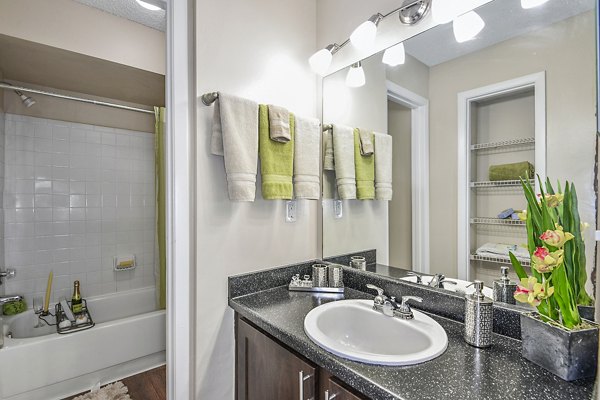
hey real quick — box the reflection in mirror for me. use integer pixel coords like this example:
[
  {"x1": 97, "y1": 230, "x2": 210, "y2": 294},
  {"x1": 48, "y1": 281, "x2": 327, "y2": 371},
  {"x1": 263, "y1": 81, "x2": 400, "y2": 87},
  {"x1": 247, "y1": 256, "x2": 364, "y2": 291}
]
[{"x1": 322, "y1": 0, "x2": 597, "y2": 307}]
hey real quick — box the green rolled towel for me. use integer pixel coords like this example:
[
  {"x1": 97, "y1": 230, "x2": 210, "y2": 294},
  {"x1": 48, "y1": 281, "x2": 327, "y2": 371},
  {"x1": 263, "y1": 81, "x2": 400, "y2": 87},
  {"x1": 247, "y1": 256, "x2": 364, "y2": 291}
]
[
  {"x1": 354, "y1": 128, "x2": 375, "y2": 200},
  {"x1": 3, "y1": 299, "x2": 27, "y2": 315},
  {"x1": 489, "y1": 161, "x2": 534, "y2": 181},
  {"x1": 259, "y1": 104, "x2": 294, "y2": 200}
]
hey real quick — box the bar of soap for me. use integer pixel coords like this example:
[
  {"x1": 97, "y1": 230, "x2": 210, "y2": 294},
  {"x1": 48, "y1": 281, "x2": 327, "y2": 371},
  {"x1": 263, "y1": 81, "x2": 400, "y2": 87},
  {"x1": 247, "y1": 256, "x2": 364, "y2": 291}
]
[
  {"x1": 59, "y1": 320, "x2": 71, "y2": 329},
  {"x1": 76, "y1": 315, "x2": 88, "y2": 325}
]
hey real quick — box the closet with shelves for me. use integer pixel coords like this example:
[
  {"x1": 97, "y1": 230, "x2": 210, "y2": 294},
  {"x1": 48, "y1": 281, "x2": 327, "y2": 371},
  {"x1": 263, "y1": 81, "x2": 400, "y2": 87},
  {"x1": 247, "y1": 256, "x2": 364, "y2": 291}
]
[{"x1": 457, "y1": 73, "x2": 546, "y2": 285}]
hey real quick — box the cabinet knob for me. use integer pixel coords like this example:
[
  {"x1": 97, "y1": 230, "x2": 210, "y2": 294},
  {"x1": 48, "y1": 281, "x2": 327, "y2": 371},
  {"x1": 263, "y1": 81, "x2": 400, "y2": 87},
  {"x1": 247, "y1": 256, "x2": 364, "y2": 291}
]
[{"x1": 325, "y1": 390, "x2": 338, "y2": 400}]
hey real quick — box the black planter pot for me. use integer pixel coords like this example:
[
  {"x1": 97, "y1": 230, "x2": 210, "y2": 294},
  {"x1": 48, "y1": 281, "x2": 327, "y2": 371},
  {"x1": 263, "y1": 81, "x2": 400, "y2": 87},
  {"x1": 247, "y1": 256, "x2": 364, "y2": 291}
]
[
  {"x1": 578, "y1": 305, "x2": 595, "y2": 321},
  {"x1": 520, "y1": 312, "x2": 598, "y2": 381}
]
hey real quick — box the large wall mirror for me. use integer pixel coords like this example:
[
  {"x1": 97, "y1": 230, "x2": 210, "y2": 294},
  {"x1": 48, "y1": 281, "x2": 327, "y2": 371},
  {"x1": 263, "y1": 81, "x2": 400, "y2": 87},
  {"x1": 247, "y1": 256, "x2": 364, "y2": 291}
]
[{"x1": 322, "y1": 0, "x2": 597, "y2": 302}]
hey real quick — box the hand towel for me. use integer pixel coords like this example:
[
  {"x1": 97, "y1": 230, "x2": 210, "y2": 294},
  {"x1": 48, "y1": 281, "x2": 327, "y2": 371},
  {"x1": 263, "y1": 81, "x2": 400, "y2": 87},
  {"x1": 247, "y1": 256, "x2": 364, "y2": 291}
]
[
  {"x1": 358, "y1": 129, "x2": 374, "y2": 156},
  {"x1": 210, "y1": 92, "x2": 259, "y2": 201},
  {"x1": 332, "y1": 124, "x2": 356, "y2": 200},
  {"x1": 354, "y1": 129, "x2": 375, "y2": 200},
  {"x1": 268, "y1": 104, "x2": 291, "y2": 143},
  {"x1": 294, "y1": 116, "x2": 321, "y2": 199},
  {"x1": 323, "y1": 130, "x2": 335, "y2": 171},
  {"x1": 374, "y1": 132, "x2": 393, "y2": 201},
  {"x1": 489, "y1": 161, "x2": 534, "y2": 181},
  {"x1": 259, "y1": 104, "x2": 294, "y2": 199}
]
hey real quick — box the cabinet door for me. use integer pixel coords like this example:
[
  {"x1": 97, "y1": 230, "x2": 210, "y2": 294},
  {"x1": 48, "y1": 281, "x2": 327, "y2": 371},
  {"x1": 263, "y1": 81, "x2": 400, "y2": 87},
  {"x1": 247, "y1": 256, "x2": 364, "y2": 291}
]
[
  {"x1": 320, "y1": 370, "x2": 367, "y2": 400},
  {"x1": 236, "y1": 316, "x2": 317, "y2": 400}
]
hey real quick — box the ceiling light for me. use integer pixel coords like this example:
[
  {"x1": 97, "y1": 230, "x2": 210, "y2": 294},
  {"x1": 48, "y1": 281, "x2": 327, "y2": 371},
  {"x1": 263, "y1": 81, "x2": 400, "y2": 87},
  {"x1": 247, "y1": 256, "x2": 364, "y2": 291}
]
[
  {"x1": 453, "y1": 11, "x2": 485, "y2": 43},
  {"x1": 350, "y1": 14, "x2": 383, "y2": 51},
  {"x1": 309, "y1": 44, "x2": 339, "y2": 76},
  {"x1": 521, "y1": 0, "x2": 550, "y2": 9},
  {"x1": 346, "y1": 62, "x2": 366, "y2": 88},
  {"x1": 135, "y1": 0, "x2": 161, "y2": 11},
  {"x1": 382, "y1": 42, "x2": 406, "y2": 67}
]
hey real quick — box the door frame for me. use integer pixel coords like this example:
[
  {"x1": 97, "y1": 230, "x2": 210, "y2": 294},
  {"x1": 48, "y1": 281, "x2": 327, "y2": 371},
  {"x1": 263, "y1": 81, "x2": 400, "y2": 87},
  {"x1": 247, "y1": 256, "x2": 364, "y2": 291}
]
[
  {"x1": 386, "y1": 81, "x2": 430, "y2": 274},
  {"x1": 456, "y1": 71, "x2": 546, "y2": 281}
]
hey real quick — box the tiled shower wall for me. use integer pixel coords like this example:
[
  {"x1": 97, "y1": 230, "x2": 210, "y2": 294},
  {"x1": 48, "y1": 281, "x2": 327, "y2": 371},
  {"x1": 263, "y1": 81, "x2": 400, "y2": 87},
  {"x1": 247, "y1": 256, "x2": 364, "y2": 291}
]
[{"x1": 3, "y1": 114, "x2": 156, "y2": 305}]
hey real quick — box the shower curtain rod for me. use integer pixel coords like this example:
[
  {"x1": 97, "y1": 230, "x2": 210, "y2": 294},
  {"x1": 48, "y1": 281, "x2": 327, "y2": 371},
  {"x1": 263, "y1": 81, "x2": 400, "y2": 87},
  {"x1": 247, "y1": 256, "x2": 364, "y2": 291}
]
[{"x1": 0, "y1": 83, "x2": 155, "y2": 115}]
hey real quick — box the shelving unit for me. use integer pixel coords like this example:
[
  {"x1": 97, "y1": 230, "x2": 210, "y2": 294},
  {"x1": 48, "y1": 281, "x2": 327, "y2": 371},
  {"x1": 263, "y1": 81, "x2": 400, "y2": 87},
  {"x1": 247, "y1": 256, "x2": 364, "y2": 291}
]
[{"x1": 457, "y1": 72, "x2": 546, "y2": 284}]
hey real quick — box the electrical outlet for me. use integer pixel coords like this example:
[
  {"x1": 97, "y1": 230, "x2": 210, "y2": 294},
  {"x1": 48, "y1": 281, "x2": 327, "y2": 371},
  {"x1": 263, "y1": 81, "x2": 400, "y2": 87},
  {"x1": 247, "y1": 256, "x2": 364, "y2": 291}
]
[
  {"x1": 286, "y1": 200, "x2": 297, "y2": 222},
  {"x1": 334, "y1": 200, "x2": 343, "y2": 219}
]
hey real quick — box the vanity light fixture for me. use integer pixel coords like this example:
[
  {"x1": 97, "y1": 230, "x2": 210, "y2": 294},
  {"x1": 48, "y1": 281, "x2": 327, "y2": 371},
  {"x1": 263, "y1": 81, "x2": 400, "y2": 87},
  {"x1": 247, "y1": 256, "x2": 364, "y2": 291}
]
[
  {"x1": 453, "y1": 11, "x2": 485, "y2": 43},
  {"x1": 350, "y1": 14, "x2": 384, "y2": 51},
  {"x1": 346, "y1": 62, "x2": 366, "y2": 88},
  {"x1": 431, "y1": 0, "x2": 463, "y2": 24},
  {"x1": 520, "y1": 0, "x2": 550, "y2": 9},
  {"x1": 309, "y1": 44, "x2": 340, "y2": 75},
  {"x1": 382, "y1": 42, "x2": 406, "y2": 66}
]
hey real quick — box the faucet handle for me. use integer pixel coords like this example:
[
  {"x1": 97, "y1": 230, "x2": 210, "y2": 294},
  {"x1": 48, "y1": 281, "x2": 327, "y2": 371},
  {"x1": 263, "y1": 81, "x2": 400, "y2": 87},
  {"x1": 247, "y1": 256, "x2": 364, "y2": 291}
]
[
  {"x1": 366, "y1": 284, "x2": 384, "y2": 296},
  {"x1": 397, "y1": 296, "x2": 423, "y2": 319},
  {"x1": 366, "y1": 284, "x2": 388, "y2": 306},
  {"x1": 0, "y1": 268, "x2": 15, "y2": 285},
  {"x1": 401, "y1": 296, "x2": 423, "y2": 306}
]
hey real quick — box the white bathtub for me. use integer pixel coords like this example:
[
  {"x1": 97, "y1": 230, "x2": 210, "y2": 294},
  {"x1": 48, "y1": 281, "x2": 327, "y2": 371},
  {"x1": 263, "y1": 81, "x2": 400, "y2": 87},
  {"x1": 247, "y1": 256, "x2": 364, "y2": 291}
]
[{"x1": 0, "y1": 287, "x2": 166, "y2": 400}]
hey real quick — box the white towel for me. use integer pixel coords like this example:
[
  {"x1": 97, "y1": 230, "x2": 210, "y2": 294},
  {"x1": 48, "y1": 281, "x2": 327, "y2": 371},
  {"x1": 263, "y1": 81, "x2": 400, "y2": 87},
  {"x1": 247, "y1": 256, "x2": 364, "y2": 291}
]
[
  {"x1": 476, "y1": 243, "x2": 530, "y2": 260},
  {"x1": 333, "y1": 124, "x2": 356, "y2": 200},
  {"x1": 210, "y1": 92, "x2": 259, "y2": 201},
  {"x1": 294, "y1": 116, "x2": 321, "y2": 199},
  {"x1": 323, "y1": 130, "x2": 335, "y2": 171},
  {"x1": 374, "y1": 132, "x2": 392, "y2": 201}
]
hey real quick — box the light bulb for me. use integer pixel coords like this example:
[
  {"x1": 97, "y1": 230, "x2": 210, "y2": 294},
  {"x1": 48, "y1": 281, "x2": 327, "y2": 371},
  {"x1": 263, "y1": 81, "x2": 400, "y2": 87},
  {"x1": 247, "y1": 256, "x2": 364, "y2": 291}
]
[
  {"x1": 453, "y1": 11, "x2": 485, "y2": 43},
  {"x1": 309, "y1": 46, "x2": 335, "y2": 76},
  {"x1": 350, "y1": 14, "x2": 382, "y2": 51},
  {"x1": 346, "y1": 62, "x2": 366, "y2": 88},
  {"x1": 521, "y1": 0, "x2": 550, "y2": 9},
  {"x1": 432, "y1": 0, "x2": 480, "y2": 24},
  {"x1": 382, "y1": 42, "x2": 406, "y2": 67},
  {"x1": 136, "y1": 0, "x2": 161, "y2": 11}
]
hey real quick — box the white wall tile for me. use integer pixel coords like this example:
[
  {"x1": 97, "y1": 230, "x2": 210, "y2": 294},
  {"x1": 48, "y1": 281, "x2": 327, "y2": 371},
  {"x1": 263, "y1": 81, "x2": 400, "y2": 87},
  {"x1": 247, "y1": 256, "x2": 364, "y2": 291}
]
[{"x1": 3, "y1": 115, "x2": 156, "y2": 302}]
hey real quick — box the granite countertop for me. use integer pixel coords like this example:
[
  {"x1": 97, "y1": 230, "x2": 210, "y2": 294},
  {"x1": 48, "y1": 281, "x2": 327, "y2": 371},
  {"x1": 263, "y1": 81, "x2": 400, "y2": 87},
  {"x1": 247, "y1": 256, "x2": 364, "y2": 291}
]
[{"x1": 229, "y1": 285, "x2": 595, "y2": 400}]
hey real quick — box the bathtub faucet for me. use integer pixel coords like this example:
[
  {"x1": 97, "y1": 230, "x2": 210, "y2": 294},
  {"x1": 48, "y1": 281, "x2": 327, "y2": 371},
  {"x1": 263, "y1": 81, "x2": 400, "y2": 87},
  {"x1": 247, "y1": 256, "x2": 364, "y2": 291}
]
[{"x1": 0, "y1": 294, "x2": 24, "y2": 305}]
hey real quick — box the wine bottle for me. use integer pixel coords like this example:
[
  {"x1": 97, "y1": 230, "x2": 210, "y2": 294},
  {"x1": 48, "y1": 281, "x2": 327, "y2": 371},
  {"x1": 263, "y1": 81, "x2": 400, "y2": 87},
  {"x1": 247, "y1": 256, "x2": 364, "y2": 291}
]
[{"x1": 71, "y1": 280, "x2": 83, "y2": 314}]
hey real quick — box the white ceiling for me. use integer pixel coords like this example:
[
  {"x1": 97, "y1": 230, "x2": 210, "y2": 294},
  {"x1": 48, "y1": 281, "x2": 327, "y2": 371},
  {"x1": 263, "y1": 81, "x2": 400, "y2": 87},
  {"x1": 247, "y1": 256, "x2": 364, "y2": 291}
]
[
  {"x1": 404, "y1": 0, "x2": 595, "y2": 66},
  {"x1": 72, "y1": 0, "x2": 166, "y2": 32}
]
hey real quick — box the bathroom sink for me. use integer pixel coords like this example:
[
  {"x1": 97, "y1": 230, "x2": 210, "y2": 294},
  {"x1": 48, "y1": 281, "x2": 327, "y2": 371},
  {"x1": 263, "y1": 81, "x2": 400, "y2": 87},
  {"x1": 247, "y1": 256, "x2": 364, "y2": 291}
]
[
  {"x1": 401, "y1": 276, "x2": 494, "y2": 298},
  {"x1": 304, "y1": 299, "x2": 448, "y2": 365}
]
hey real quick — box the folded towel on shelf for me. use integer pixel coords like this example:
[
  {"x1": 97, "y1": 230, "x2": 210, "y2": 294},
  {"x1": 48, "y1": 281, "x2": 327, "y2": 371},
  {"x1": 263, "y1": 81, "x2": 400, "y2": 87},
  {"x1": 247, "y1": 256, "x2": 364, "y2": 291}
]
[
  {"x1": 323, "y1": 129, "x2": 335, "y2": 171},
  {"x1": 268, "y1": 104, "x2": 291, "y2": 143},
  {"x1": 358, "y1": 129, "x2": 374, "y2": 156},
  {"x1": 475, "y1": 242, "x2": 530, "y2": 260},
  {"x1": 294, "y1": 116, "x2": 321, "y2": 199},
  {"x1": 489, "y1": 161, "x2": 534, "y2": 181},
  {"x1": 259, "y1": 104, "x2": 294, "y2": 199},
  {"x1": 374, "y1": 132, "x2": 393, "y2": 201},
  {"x1": 210, "y1": 92, "x2": 259, "y2": 201},
  {"x1": 497, "y1": 208, "x2": 514, "y2": 219},
  {"x1": 354, "y1": 129, "x2": 375, "y2": 200},
  {"x1": 333, "y1": 124, "x2": 356, "y2": 199}
]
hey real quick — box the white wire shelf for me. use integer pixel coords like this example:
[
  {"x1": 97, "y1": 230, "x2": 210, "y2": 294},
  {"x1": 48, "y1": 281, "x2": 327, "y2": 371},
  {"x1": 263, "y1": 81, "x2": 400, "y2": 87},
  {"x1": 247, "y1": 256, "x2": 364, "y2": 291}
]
[
  {"x1": 470, "y1": 179, "x2": 533, "y2": 188},
  {"x1": 470, "y1": 254, "x2": 530, "y2": 267},
  {"x1": 470, "y1": 217, "x2": 525, "y2": 226},
  {"x1": 471, "y1": 137, "x2": 535, "y2": 151}
]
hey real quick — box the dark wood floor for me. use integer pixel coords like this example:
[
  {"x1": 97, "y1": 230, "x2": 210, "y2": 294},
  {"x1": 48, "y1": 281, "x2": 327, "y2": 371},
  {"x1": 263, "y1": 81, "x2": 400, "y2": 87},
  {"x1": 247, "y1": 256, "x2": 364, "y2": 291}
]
[{"x1": 66, "y1": 365, "x2": 166, "y2": 400}]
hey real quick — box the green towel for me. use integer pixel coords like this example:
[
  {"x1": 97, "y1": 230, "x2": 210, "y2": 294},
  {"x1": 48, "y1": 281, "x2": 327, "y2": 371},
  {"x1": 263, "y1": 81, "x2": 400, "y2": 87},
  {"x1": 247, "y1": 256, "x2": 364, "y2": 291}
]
[
  {"x1": 354, "y1": 128, "x2": 374, "y2": 200},
  {"x1": 259, "y1": 104, "x2": 294, "y2": 199},
  {"x1": 489, "y1": 161, "x2": 534, "y2": 181}
]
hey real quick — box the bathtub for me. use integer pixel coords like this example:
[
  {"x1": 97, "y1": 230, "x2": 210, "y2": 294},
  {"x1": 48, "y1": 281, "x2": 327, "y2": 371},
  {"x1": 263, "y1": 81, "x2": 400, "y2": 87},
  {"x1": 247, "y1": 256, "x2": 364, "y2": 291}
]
[{"x1": 0, "y1": 287, "x2": 166, "y2": 400}]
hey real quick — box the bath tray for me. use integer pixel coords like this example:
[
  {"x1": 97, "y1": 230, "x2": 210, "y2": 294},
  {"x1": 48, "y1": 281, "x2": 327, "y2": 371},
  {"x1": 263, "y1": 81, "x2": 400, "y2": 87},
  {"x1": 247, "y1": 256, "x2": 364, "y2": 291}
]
[
  {"x1": 55, "y1": 299, "x2": 95, "y2": 334},
  {"x1": 288, "y1": 278, "x2": 344, "y2": 294}
]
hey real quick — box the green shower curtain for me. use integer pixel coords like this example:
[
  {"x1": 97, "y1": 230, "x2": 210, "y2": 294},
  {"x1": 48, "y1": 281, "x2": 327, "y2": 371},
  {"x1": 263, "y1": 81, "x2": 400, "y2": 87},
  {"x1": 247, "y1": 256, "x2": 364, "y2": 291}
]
[{"x1": 155, "y1": 107, "x2": 167, "y2": 310}]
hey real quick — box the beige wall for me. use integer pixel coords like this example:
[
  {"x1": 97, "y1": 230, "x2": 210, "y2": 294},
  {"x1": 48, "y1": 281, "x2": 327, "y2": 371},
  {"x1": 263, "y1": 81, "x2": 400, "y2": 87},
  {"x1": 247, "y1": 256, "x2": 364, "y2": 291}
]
[
  {"x1": 429, "y1": 11, "x2": 597, "y2": 288},
  {"x1": 322, "y1": 53, "x2": 390, "y2": 263},
  {"x1": 388, "y1": 101, "x2": 412, "y2": 268},
  {"x1": 2, "y1": 80, "x2": 154, "y2": 132},
  {"x1": 0, "y1": 0, "x2": 165, "y2": 75},
  {"x1": 195, "y1": 0, "x2": 318, "y2": 398},
  {"x1": 386, "y1": 54, "x2": 430, "y2": 100}
]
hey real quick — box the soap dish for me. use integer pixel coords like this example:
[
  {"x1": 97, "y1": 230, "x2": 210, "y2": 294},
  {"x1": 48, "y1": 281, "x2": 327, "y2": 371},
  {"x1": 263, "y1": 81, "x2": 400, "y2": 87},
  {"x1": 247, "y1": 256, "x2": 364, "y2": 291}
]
[{"x1": 55, "y1": 299, "x2": 95, "y2": 334}]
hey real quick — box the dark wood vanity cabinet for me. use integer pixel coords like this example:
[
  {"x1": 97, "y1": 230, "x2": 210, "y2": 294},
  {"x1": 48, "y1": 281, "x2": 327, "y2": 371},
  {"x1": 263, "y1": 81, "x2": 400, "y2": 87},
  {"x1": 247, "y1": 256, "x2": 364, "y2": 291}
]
[{"x1": 236, "y1": 315, "x2": 367, "y2": 400}]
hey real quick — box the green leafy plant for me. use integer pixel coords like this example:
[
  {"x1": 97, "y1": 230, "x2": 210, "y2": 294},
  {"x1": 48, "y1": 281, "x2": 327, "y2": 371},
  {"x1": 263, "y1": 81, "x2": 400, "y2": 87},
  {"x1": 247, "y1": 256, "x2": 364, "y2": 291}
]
[{"x1": 509, "y1": 176, "x2": 594, "y2": 330}]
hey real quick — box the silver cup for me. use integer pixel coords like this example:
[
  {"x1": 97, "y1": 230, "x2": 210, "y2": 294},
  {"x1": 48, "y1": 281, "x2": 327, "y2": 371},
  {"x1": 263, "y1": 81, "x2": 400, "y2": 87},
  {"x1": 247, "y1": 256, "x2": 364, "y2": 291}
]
[
  {"x1": 312, "y1": 264, "x2": 329, "y2": 287},
  {"x1": 349, "y1": 256, "x2": 367, "y2": 270},
  {"x1": 328, "y1": 265, "x2": 344, "y2": 287}
]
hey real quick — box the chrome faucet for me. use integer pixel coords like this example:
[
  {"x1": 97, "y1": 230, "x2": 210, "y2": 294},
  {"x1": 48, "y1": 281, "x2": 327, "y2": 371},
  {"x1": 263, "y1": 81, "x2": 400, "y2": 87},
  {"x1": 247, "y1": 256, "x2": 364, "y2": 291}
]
[
  {"x1": 366, "y1": 284, "x2": 423, "y2": 320},
  {"x1": 428, "y1": 274, "x2": 457, "y2": 289},
  {"x1": 0, "y1": 295, "x2": 24, "y2": 305}
]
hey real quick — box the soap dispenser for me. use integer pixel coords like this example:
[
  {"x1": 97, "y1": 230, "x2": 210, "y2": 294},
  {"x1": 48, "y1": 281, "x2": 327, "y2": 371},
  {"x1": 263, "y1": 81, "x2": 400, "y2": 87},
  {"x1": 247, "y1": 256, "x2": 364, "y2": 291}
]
[
  {"x1": 464, "y1": 280, "x2": 493, "y2": 348},
  {"x1": 493, "y1": 266, "x2": 517, "y2": 305}
]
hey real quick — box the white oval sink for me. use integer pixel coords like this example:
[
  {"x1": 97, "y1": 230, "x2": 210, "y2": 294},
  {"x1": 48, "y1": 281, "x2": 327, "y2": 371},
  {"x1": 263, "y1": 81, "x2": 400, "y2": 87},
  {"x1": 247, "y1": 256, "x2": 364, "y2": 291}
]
[{"x1": 304, "y1": 299, "x2": 448, "y2": 366}]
